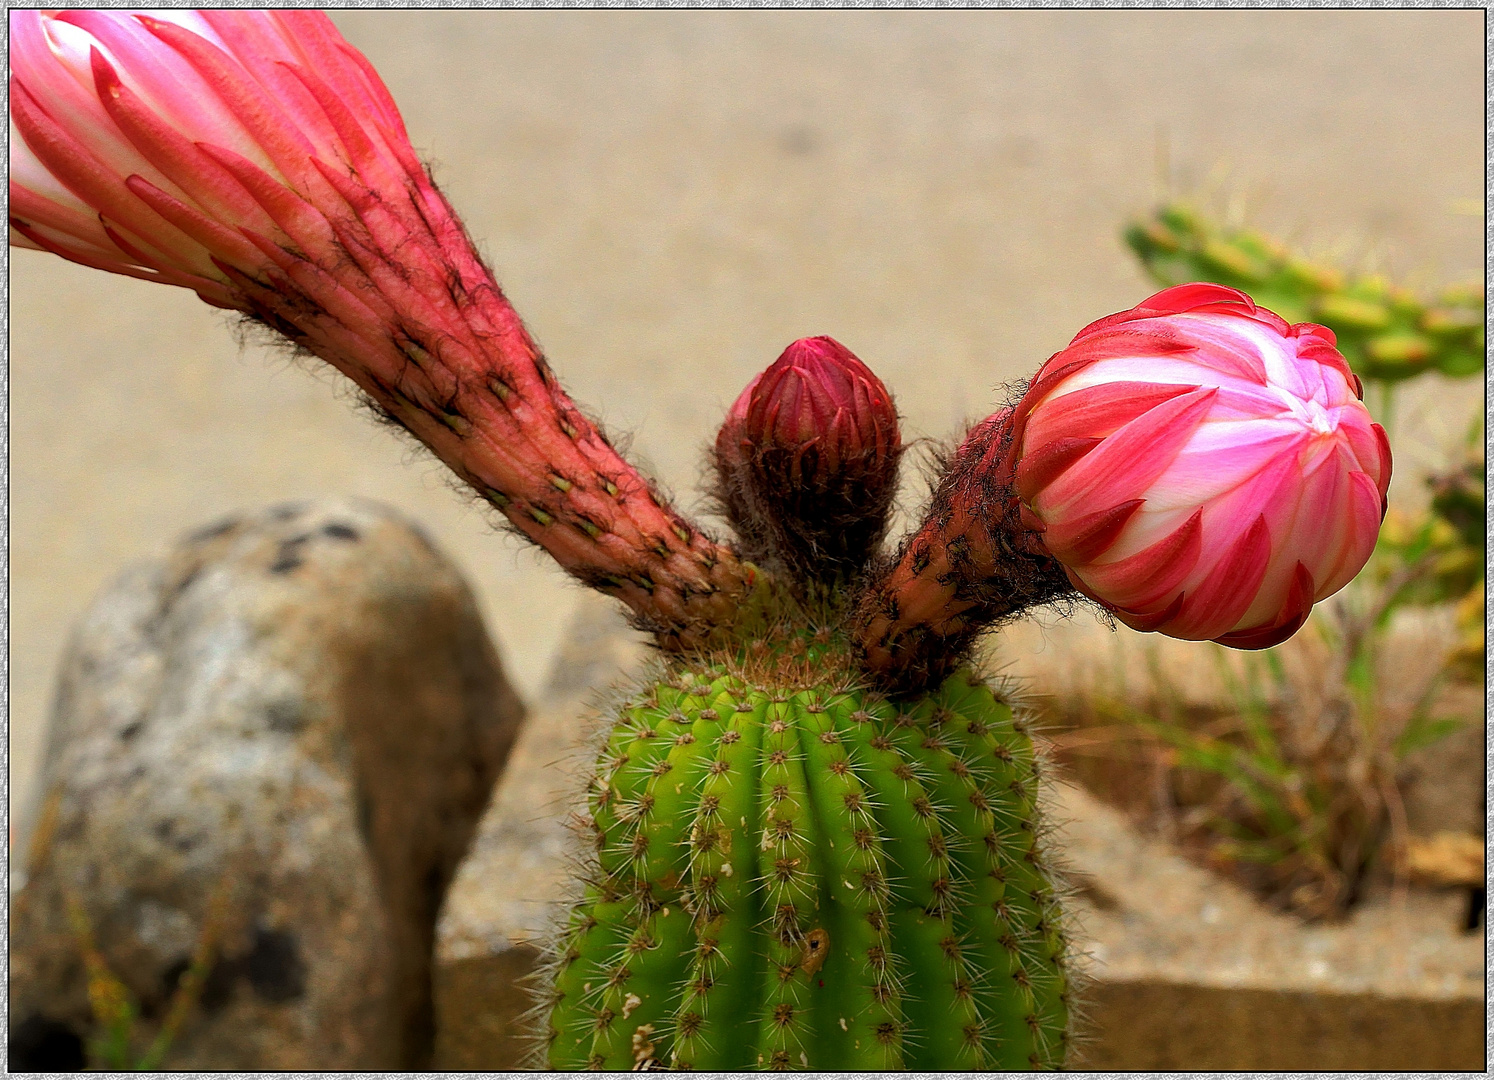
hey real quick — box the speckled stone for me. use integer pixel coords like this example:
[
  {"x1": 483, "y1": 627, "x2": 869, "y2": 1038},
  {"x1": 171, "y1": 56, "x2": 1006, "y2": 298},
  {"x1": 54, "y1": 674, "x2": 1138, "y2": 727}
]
[{"x1": 9, "y1": 498, "x2": 525, "y2": 1071}]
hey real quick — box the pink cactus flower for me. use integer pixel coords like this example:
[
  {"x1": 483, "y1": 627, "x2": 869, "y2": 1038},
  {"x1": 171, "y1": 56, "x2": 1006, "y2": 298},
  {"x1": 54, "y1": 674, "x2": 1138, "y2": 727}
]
[
  {"x1": 9, "y1": 10, "x2": 416, "y2": 308},
  {"x1": 9, "y1": 9, "x2": 754, "y2": 648},
  {"x1": 1012, "y1": 283, "x2": 1393, "y2": 648},
  {"x1": 715, "y1": 336, "x2": 901, "y2": 578}
]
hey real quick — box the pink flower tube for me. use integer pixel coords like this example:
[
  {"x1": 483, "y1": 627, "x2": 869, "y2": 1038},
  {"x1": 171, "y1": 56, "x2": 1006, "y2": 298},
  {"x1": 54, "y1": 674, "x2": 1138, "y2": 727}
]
[
  {"x1": 1012, "y1": 283, "x2": 1392, "y2": 648},
  {"x1": 8, "y1": 9, "x2": 754, "y2": 649}
]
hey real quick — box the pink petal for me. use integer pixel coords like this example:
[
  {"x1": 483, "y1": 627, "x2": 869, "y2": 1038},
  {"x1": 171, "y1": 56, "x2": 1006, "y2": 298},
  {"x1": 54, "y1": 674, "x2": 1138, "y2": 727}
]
[
  {"x1": 1333, "y1": 409, "x2": 1382, "y2": 474},
  {"x1": 1215, "y1": 562, "x2": 1314, "y2": 650},
  {"x1": 57, "y1": 11, "x2": 264, "y2": 167},
  {"x1": 1061, "y1": 565, "x2": 1111, "y2": 609},
  {"x1": 10, "y1": 116, "x2": 98, "y2": 223},
  {"x1": 1168, "y1": 514, "x2": 1272, "y2": 640},
  {"x1": 1065, "y1": 283, "x2": 1252, "y2": 343},
  {"x1": 194, "y1": 142, "x2": 340, "y2": 263},
  {"x1": 1080, "y1": 508, "x2": 1202, "y2": 611},
  {"x1": 1370, "y1": 423, "x2": 1393, "y2": 505},
  {"x1": 268, "y1": 11, "x2": 410, "y2": 169},
  {"x1": 1015, "y1": 436, "x2": 1102, "y2": 502},
  {"x1": 1167, "y1": 314, "x2": 1270, "y2": 385},
  {"x1": 10, "y1": 14, "x2": 148, "y2": 184},
  {"x1": 1115, "y1": 590, "x2": 1186, "y2": 633},
  {"x1": 122, "y1": 174, "x2": 266, "y2": 274},
  {"x1": 1037, "y1": 386, "x2": 1217, "y2": 515},
  {"x1": 1192, "y1": 441, "x2": 1315, "y2": 631},
  {"x1": 90, "y1": 47, "x2": 276, "y2": 234},
  {"x1": 331, "y1": 40, "x2": 426, "y2": 180},
  {"x1": 281, "y1": 59, "x2": 407, "y2": 191},
  {"x1": 1310, "y1": 468, "x2": 1384, "y2": 601},
  {"x1": 1295, "y1": 334, "x2": 1357, "y2": 393},
  {"x1": 12, "y1": 210, "x2": 229, "y2": 300},
  {"x1": 1043, "y1": 499, "x2": 1144, "y2": 564},
  {"x1": 1141, "y1": 282, "x2": 1256, "y2": 315},
  {"x1": 1144, "y1": 425, "x2": 1307, "y2": 517},
  {"x1": 197, "y1": 17, "x2": 349, "y2": 167},
  {"x1": 1021, "y1": 380, "x2": 1200, "y2": 452},
  {"x1": 9, "y1": 177, "x2": 115, "y2": 258},
  {"x1": 10, "y1": 77, "x2": 202, "y2": 273},
  {"x1": 137, "y1": 16, "x2": 319, "y2": 188}
]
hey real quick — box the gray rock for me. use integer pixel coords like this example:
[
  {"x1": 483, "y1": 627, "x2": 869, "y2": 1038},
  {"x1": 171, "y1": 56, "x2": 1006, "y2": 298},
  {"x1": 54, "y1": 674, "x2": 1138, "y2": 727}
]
[{"x1": 9, "y1": 498, "x2": 525, "y2": 1071}]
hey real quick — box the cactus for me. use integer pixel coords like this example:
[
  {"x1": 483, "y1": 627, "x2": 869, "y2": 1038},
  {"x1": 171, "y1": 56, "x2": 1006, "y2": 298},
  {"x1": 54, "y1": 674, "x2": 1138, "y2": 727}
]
[
  {"x1": 11, "y1": 14, "x2": 1402, "y2": 1071},
  {"x1": 541, "y1": 346, "x2": 1073, "y2": 1071},
  {"x1": 542, "y1": 625, "x2": 1070, "y2": 1071},
  {"x1": 1125, "y1": 203, "x2": 1484, "y2": 383},
  {"x1": 12, "y1": 19, "x2": 1081, "y2": 1068}
]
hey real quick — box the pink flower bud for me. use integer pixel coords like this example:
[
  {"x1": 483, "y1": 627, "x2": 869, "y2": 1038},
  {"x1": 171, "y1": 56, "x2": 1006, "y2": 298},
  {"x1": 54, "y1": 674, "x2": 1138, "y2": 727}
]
[
  {"x1": 719, "y1": 336, "x2": 900, "y2": 484},
  {"x1": 715, "y1": 337, "x2": 901, "y2": 580},
  {"x1": 1012, "y1": 283, "x2": 1392, "y2": 649}
]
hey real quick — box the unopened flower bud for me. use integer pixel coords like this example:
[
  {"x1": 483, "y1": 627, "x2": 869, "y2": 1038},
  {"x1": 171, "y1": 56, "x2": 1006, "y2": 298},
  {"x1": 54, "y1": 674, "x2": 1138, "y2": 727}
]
[
  {"x1": 714, "y1": 336, "x2": 901, "y2": 582},
  {"x1": 1014, "y1": 283, "x2": 1392, "y2": 648},
  {"x1": 857, "y1": 282, "x2": 1393, "y2": 694}
]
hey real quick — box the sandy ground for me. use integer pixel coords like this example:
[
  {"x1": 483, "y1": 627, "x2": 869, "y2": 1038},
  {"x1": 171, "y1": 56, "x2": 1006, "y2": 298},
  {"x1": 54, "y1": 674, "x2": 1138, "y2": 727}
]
[{"x1": 9, "y1": 10, "x2": 1483, "y2": 827}]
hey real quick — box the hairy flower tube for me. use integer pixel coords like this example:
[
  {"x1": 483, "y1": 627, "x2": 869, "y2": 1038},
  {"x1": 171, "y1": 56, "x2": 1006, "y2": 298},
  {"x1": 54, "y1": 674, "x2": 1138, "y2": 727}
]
[
  {"x1": 714, "y1": 336, "x2": 901, "y2": 580},
  {"x1": 8, "y1": 8, "x2": 753, "y2": 649},
  {"x1": 1014, "y1": 282, "x2": 1392, "y2": 648}
]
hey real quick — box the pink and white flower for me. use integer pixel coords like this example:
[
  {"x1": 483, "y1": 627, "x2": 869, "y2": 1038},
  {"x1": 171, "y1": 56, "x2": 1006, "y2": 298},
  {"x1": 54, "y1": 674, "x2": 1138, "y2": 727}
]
[
  {"x1": 1012, "y1": 283, "x2": 1392, "y2": 648},
  {"x1": 9, "y1": 10, "x2": 426, "y2": 308}
]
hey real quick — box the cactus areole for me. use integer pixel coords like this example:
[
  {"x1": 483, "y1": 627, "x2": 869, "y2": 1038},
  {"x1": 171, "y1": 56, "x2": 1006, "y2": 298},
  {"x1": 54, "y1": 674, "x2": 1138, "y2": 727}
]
[{"x1": 9, "y1": 9, "x2": 1393, "y2": 1072}]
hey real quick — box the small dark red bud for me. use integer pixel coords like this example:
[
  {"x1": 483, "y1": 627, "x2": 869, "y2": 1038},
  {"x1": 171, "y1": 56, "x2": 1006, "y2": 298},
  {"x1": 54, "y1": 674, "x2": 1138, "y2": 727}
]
[{"x1": 714, "y1": 336, "x2": 902, "y2": 583}]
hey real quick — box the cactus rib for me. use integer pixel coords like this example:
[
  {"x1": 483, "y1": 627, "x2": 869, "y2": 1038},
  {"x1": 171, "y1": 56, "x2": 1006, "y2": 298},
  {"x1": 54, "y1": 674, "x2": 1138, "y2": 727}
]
[{"x1": 545, "y1": 663, "x2": 1070, "y2": 1071}]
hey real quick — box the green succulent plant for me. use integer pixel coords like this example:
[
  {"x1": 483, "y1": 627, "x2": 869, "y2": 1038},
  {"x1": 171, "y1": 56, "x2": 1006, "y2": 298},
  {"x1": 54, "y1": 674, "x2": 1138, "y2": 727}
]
[{"x1": 1125, "y1": 203, "x2": 1484, "y2": 385}]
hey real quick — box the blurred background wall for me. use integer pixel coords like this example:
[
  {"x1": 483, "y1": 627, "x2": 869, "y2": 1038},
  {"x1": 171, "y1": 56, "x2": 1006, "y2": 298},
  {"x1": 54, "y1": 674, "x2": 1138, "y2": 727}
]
[{"x1": 9, "y1": 9, "x2": 1482, "y2": 829}]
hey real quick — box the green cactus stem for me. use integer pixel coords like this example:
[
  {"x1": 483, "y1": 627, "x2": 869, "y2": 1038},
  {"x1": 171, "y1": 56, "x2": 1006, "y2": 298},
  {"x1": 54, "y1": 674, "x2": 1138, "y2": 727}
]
[
  {"x1": 1125, "y1": 203, "x2": 1484, "y2": 384},
  {"x1": 540, "y1": 616, "x2": 1072, "y2": 1072}
]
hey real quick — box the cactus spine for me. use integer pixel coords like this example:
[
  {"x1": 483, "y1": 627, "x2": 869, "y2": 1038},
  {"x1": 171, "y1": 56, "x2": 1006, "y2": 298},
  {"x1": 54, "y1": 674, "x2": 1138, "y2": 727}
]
[{"x1": 544, "y1": 640, "x2": 1070, "y2": 1071}]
